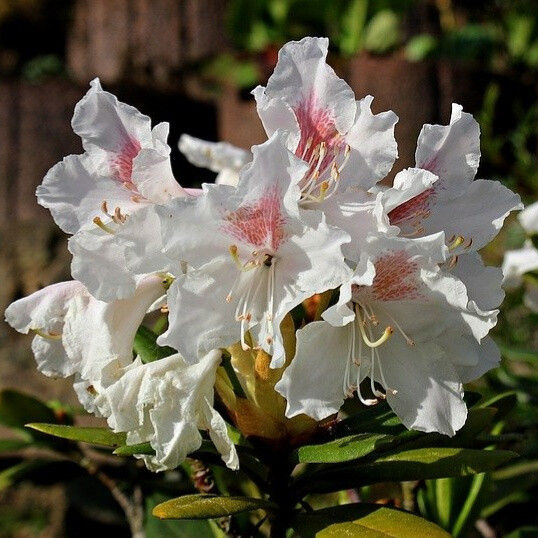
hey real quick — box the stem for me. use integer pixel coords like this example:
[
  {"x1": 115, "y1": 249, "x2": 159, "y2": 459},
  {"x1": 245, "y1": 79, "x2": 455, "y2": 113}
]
[
  {"x1": 266, "y1": 453, "x2": 295, "y2": 538},
  {"x1": 94, "y1": 470, "x2": 145, "y2": 538}
]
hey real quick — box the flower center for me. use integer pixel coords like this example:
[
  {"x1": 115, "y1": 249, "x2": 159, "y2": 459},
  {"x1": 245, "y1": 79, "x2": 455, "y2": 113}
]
[
  {"x1": 293, "y1": 94, "x2": 350, "y2": 204},
  {"x1": 226, "y1": 245, "x2": 277, "y2": 351}
]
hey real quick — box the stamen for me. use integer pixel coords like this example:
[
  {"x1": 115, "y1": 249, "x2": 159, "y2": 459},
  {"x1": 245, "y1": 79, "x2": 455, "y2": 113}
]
[
  {"x1": 229, "y1": 245, "x2": 257, "y2": 272},
  {"x1": 449, "y1": 235, "x2": 465, "y2": 251},
  {"x1": 448, "y1": 254, "x2": 459, "y2": 269},
  {"x1": 300, "y1": 136, "x2": 313, "y2": 160},
  {"x1": 376, "y1": 304, "x2": 415, "y2": 346},
  {"x1": 357, "y1": 313, "x2": 393, "y2": 347},
  {"x1": 113, "y1": 207, "x2": 126, "y2": 224},
  {"x1": 93, "y1": 216, "x2": 115, "y2": 234},
  {"x1": 463, "y1": 237, "x2": 473, "y2": 250},
  {"x1": 101, "y1": 200, "x2": 111, "y2": 217},
  {"x1": 33, "y1": 328, "x2": 62, "y2": 341}
]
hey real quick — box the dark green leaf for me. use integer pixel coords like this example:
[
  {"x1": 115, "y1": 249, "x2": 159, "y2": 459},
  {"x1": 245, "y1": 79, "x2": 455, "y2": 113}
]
[
  {"x1": 114, "y1": 442, "x2": 154, "y2": 456},
  {"x1": 152, "y1": 494, "x2": 277, "y2": 520},
  {"x1": 477, "y1": 391, "x2": 517, "y2": 421},
  {"x1": 500, "y1": 343, "x2": 538, "y2": 363},
  {"x1": 293, "y1": 503, "x2": 450, "y2": 537},
  {"x1": 134, "y1": 325, "x2": 177, "y2": 364},
  {"x1": 0, "y1": 390, "x2": 57, "y2": 438},
  {"x1": 336, "y1": 401, "x2": 405, "y2": 436},
  {"x1": 0, "y1": 461, "x2": 50, "y2": 491},
  {"x1": 296, "y1": 448, "x2": 517, "y2": 495},
  {"x1": 504, "y1": 527, "x2": 538, "y2": 538},
  {"x1": 292, "y1": 433, "x2": 394, "y2": 464},
  {"x1": 481, "y1": 460, "x2": 538, "y2": 518},
  {"x1": 26, "y1": 423, "x2": 126, "y2": 448},
  {"x1": 0, "y1": 439, "x2": 31, "y2": 452}
]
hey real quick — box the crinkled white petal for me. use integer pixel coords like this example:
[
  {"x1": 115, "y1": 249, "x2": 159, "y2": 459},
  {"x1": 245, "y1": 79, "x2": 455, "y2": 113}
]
[
  {"x1": 422, "y1": 179, "x2": 522, "y2": 252},
  {"x1": 253, "y1": 37, "x2": 356, "y2": 137},
  {"x1": 72, "y1": 78, "x2": 152, "y2": 155},
  {"x1": 69, "y1": 227, "x2": 137, "y2": 302},
  {"x1": 415, "y1": 103, "x2": 480, "y2": 198},
  {"x1": 62, "y1": 274, "x2": 166, "y2": 387},
  {"x1": 382, "y1": 339, "x2": 467, "y2": 437},
  {"x1": 343, "y1": 95, "x2": 398, "y2": 189},
  {"x1": 101, "y1": 350, "x2": 237, "y2": 472},
  {"x1": 276, "y1": 321, "x2": 351, "y2": 420},
  {"x1": 37, "y1": 153, "x2": 143, "y2": 235},
  {"x1": 451, "y1": 253, "x2": 504, "y2": 312}
]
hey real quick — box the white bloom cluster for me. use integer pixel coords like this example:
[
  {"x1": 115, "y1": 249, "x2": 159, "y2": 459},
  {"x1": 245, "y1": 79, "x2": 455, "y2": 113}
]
[{"x1": 5, "y1": 37, "x2": 521, "y2": 471}]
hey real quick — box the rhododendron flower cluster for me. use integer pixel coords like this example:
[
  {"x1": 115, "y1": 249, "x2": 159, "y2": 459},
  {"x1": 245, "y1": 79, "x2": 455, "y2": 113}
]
[{"x1": 5, "y1": 37, "x2": 522, "y2": 472}]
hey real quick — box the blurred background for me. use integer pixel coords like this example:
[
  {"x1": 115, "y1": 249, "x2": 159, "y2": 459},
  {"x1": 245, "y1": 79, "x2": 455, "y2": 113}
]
[{"x1": 0, "y1": 0, "x2": 537, "y2": 536}]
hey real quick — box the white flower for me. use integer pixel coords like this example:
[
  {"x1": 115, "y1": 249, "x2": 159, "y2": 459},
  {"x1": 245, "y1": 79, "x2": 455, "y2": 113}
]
[
  {"x1": 276, "y1": 234, "x2": 501, "y2": 436},
  {"x1": 156, "y1": 131, "x2": 351, "y2": 367},
  {"x1": 178, "y1": 133, "x2": 251, "y2": 187},
  {"x1": 502, "y1": 201, "x2": 538, "y2": 312},
  {"x1": 377, "y1": 104, "x2": 522, "y2": 252},
  {"x1": 253, "y1": 37, "x2": 398, "y2": 203},
  {"x1": 99, "y1": 350, "x2": 238, "y2": 472},
  {"x1": 36, "y1": 79, "x2": 188, "y2": 301},
  {"x1": 5, "y1": 275, "x2": 168, "y2": 412}
]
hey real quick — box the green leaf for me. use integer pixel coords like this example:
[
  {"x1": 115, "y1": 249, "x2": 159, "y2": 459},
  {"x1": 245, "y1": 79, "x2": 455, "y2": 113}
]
[
  {"x1": 338, "y1": 0, "x2": 369, "y2": 56},
  {"x1": 152, "y1": 494, "x2": 277, "y2": 520},
  {"x1": 477, "y1": 391, "x2": 517, "y2": 421},
  {"x1": 0, "y1": 439, "x2": 31, "y2": 452},
  {"x1": 26, "y1": 423, "x2": 126, "y2": 448},
  {"x1": 293, "y1": 503, "x2": 450, "y2": 537},
  {"x1": 145, "y1": 492, "x2": 214, "y2": 538},
  {"x1": 337, "y1": 401, "x2": 406, "y2": 436},
  {"x1": 500, "y1": 343, "x2": 538, "y2": 363},
  {"x1": 406, "y1": 34, "x2": 438, "y2": 61},
  {"x1": 0, "y1": 461, "x2": 49, "y2": 491},
  {"x1": 134, "y1": 325, "x2": 177, "y2": 364},
  {"x1": 296, "y1": 448, "x2": 517, "y2": 495},
  {"x1": 292, "y1": 433, "x2": 394, "y2": 464},
  {"x1": 114, "y1": 442, "x2": 154, "y2": 456},
  {"x1": 0, "y1": 390, "x2": 57, "y2": 438},
  {"x1": 505, "y1": 528, "x2": 538, "y2": 538},
  {"x1": 363, "y1": 9, "x2": 400, "y2": 54}
]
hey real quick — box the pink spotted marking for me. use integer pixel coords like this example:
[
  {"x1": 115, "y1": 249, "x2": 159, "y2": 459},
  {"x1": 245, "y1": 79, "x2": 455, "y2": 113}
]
[
  {"x1": 293, "y1": 93, "x2": 344, "y2": 174},
  {"x1": 388, "y1": 187, "x2": 435, "y2": 226},
  {"x1": 222, "y1": 186, "x2": 287, "y2": 251},
  {"x1": 109, "y1": 137, "x2": 141, "y2": 184},
  {"x1": 354, "y1": 251, "x2": 423, "y2": 303}
]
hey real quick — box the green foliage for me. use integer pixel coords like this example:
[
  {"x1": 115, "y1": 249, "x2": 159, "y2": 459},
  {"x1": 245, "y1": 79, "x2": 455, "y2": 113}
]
[
  {"x1": 134, "y1": 325, "x2": 177, "y2": 364},
  {"x1": 292, "y1": 433, "x2": 394, "y2": 464},
  {"x1": 294, "y1": 503, "x2": 451, "y2": 537},
  {"x1": 0, "y1": 389, "x2": 57, "y2": 439},
  {"x1": 145, "y1": 493, "x2": 215, "y2": 537},
  {"x1": 26, "y1": 423, "x2": 127, "y2": 448},
  {"x1": 152, "y1": 494, "x2": 277, "y2": 520}
]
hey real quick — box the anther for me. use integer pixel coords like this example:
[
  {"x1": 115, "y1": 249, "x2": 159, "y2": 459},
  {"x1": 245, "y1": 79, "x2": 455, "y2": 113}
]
[
  {"x1": 449, "y1": 235, "x2": 465, "y2": 251},
  {"x1": 93, "y1": 216, "x2": 115, "y2": 234},
  {"x1": 463, "y1": 237, "x2": 473, "y2": 250}
]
